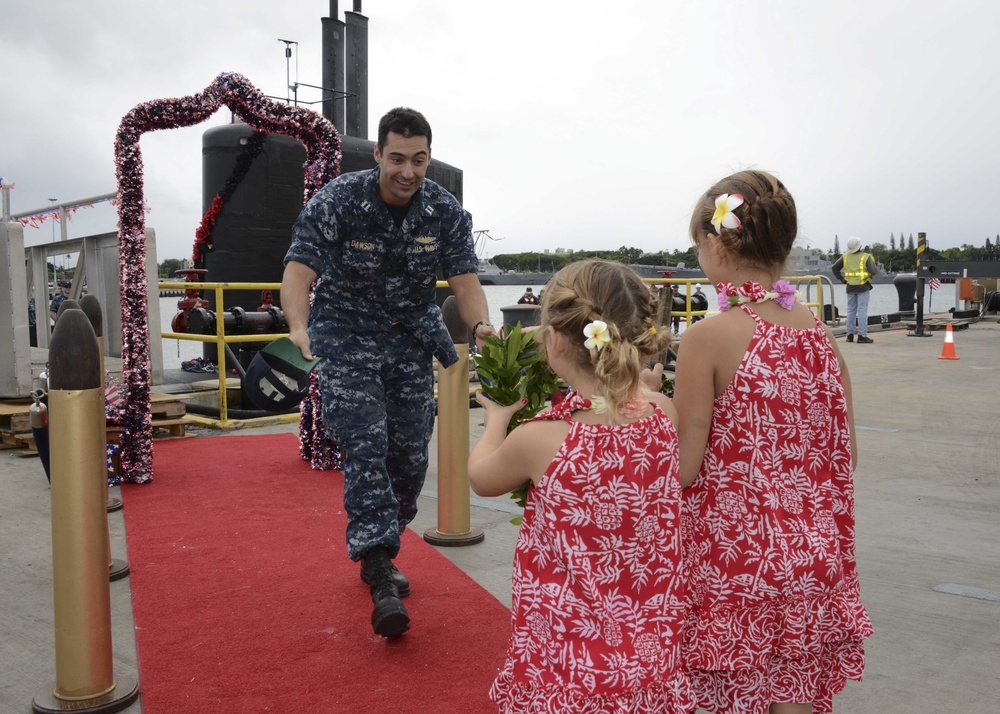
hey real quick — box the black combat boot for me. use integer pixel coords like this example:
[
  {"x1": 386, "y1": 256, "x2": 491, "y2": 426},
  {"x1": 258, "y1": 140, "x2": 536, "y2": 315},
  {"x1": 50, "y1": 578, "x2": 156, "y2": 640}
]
[
  {"x1": 363, "y1": 546, "x2": 410, "y2": 638},
  {"x1": 360, "y1": 558, "x2": 410, "y2": 597}
]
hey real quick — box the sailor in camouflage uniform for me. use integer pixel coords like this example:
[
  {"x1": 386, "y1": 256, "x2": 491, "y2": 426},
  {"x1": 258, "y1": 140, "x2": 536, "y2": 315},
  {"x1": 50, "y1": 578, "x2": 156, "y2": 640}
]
[{"x1": 282, "y1": 107, "x2": 493, "y2": 638}]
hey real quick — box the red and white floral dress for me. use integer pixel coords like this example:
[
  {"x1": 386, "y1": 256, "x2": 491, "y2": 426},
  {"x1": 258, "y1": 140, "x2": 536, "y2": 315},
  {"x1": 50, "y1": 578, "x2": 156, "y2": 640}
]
[
  {"x1": 490, "y1": 391, "x2": 694, "y2": 714},
  {"x1": 682, "y1": 306, "x2": 873, "y2": 714}
]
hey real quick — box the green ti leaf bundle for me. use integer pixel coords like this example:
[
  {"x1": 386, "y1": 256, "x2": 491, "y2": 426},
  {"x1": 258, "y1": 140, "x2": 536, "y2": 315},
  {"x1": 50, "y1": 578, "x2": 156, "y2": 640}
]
[{"x1": 474, "y1": 323, "x2": 560, "y2": 519}]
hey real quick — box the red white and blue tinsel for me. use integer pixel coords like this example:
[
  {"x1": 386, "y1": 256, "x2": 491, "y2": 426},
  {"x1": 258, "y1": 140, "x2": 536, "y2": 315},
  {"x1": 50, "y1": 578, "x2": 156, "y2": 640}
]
[
  {"x1": 297, "y1": 284, "x2": 341, "y2": 470},
  {"x1": 106, "y1": 442, "x2": 120, "y2": 485},
  {"x1": 192, "y1": 129, "x2": 267, "y2": 265},
  {"x1": 113, "y1": 72, "x2": 342, "y2": 483}
]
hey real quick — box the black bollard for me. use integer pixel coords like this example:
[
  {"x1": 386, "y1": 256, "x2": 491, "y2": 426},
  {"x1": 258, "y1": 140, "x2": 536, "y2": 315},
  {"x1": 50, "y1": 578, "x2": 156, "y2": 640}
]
[
  {"x1": 79, "y1": 295, "x2": 123, "y2": 515},
  {"x1": 79, "y1": 295, "x2": 128, "y2": 580},
  {"x1": 79, "y1": 296, "x2": 104, "y2": 362},
  {"x1": 54, "y1": 299, "x2": 80, "y2": 323},
  {"x1": 893, "y1": 273, "x2": 917, "y2": 314},
  {"x1": 32, "y1": 310, "x2": 139, "y2": 714},
  {"x1": 500, "y1": 304, "x2": 541, "y2": 333}
]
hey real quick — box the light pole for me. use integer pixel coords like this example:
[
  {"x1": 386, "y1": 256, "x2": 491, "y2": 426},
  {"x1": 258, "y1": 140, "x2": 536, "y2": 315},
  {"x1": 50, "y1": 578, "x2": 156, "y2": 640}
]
[
  {"x1": 278, "y1": 38, "x2": 298, "y2": 105},
  {"x1": 48, "y1": 198, "x2": 57, "y2": 287}
]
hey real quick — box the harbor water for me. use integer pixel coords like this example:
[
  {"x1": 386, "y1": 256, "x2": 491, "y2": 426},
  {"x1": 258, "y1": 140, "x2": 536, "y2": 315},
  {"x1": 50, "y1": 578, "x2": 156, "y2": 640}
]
[{"x1": 157, "y1": 282, "x2": 950, "y2": 370}]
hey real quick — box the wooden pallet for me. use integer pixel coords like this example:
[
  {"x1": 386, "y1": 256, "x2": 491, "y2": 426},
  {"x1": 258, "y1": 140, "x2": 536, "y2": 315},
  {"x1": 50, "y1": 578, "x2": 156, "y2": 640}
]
[
  {"x1": 0, "y1": 430, "x2": 37, "y2": 456},
  {"x1": 107, "y1": 417, "x2": 188, "y2": 441},
  {"x1": 105, "y1": 417, "x2": 190, "y2": 478},
  {"x1": 0, "y1": 399, "x2": 38, "y2": 456},
  {"x1": 150, "y1": 393, "x2": 188, "y2": 418},
  {"x1": 0, "y1": 400, "x2": 33, "y2": 435},
  {"x1": 151, "y1": 417, "x2": 188, "y2": 438},
  {"x1": 1, "y1": 394, "x2": 188, "y2": 459}
]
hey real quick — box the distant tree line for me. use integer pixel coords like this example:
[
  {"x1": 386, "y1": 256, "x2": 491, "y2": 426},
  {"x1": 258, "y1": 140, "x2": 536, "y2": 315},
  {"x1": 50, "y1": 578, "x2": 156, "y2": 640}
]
[
  {"x1": 826, "y1": 234, "x2": 1000, "y2": 272},
  {"x1": 47, "y1": 261, "x2": 73, "y2": 283},
  {"x1": 158, "y1": 258, "x2": 187, "y2": 278},
  {"x1": 156, "y1": 233, "x2": 998, "y2": 280},
  {"x1": 491, "y1": 245, "x2": 699, "y2": 274},
  {"x1": 489, "y1": 234, "x2": 1000, "y2": 277}
]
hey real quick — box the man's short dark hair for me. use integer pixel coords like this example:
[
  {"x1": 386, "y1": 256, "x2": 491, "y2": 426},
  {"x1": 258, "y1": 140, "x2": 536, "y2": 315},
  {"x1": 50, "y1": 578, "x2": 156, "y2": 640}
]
[{"x1": 377, "y1": 107, "x2": 432, "y2": 151}]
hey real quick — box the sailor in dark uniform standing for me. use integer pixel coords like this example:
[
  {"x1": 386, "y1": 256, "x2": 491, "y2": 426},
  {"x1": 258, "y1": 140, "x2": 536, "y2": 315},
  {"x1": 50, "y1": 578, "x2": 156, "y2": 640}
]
[
  {"x1": 281, "y1": 107, "x2": 493, "y2": 638},
  {"x1": 49, "y1": 280, "x2": 71, "y2": 323}
]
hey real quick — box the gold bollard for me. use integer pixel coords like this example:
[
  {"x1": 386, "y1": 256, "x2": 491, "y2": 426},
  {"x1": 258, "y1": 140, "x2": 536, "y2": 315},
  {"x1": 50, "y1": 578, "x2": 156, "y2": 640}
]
[
  {"x1": 80, "y1": 295, "x2": 129, "y2": 581},
  {"x1": 424, "y1": 297, "x2": 485, "y2": 547},
  {"x1": 32, "y1": 310, "x2": 139, "y2": 714}
]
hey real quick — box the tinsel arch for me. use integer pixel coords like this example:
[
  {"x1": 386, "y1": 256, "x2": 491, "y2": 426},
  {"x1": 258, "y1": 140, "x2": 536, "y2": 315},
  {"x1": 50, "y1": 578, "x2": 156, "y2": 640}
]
[{"x1": 114, "y1": 71, "x2": 342, "y2": 483}]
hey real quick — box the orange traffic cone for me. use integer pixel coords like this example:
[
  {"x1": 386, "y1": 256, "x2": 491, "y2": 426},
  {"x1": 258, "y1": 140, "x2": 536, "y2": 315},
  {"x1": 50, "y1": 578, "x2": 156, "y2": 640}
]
[{"x1": 938, "y1": 323, "x2": 960, "y2": 360}]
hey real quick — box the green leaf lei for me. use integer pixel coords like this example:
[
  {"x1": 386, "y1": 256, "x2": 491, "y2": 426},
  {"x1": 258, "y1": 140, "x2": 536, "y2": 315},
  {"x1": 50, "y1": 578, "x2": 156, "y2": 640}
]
[
  {"x1": 474, "y1": 323, "x2": 674, "y2": 523},
  {"x1": 474, "y1": 323, "x2": 560, "y2": 522}
]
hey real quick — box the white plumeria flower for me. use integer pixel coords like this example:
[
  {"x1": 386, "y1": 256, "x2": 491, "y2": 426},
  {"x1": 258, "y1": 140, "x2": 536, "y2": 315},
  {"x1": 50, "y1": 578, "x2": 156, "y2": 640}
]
[
  {"x1": 711, "y1": 193, "x2": 744, "y2": 233},
  {"x1": 588, "y1": 396, "x2": 609, "y2": 414},
  {"x1": 583, "y1": 320, "x2": 611, "y2": 352}
]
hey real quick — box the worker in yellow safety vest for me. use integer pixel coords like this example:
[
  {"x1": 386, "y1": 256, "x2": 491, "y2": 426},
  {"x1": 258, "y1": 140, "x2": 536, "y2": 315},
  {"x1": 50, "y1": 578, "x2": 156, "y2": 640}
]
[{"x1": 832, "y1": 236, "x2": 879, "y2": 343}]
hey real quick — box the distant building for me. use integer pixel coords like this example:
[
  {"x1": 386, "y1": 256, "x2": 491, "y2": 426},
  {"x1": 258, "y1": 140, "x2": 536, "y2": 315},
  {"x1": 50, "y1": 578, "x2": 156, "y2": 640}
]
[{"x1": 786, "y1": 246, "x2": 831, "y2": 275}]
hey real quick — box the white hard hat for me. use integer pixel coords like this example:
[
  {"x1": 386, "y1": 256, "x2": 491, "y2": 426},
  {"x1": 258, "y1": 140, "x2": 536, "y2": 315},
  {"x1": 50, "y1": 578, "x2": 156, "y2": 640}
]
[
  {"x1": 694, "y1": 283, "x2": 702, "y2": 289},
  {"x1": 846, "y1": 236, "x2": 862, "y2": 253}
]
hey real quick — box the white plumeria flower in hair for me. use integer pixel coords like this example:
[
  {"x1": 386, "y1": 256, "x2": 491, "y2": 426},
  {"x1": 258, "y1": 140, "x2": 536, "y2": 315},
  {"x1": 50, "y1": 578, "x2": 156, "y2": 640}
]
[
  {"x1": 583, "y1": 320, "x2": 611, "y2": 352},
  {"x1": 711, "y1": 193, "x2": 744, "y2": 233}
]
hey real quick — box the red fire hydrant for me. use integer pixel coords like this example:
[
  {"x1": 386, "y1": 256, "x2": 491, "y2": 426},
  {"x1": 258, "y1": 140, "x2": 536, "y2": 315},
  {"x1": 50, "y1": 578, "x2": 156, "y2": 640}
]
[{"x1": 171, "y1": 268, "x2": 209, "y2": 333}]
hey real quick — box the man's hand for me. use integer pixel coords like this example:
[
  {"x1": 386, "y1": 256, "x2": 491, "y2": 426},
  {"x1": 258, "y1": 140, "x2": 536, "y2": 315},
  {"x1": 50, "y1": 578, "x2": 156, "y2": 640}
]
[
  {"x1": 288, "y1": 327, "x2": 314, "y2": 361},
  {"x1": 448, "y1": 272, "x2": 491, "y2": 347},
  {"x1": 474, "y1": 321, "x2": 495, "y2": 350},
  {"x1": 280, "y1": 261, "x2": 317, "y2": 361},
  {"x1": 640, "y1": 362, "x2": 664, "y2": 393}
]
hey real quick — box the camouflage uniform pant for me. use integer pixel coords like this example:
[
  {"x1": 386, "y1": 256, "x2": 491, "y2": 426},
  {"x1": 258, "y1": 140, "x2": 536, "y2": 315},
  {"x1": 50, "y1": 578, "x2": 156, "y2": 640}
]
[{"x1": 317, "y1": 326, "x2": 435, "y2": 561}]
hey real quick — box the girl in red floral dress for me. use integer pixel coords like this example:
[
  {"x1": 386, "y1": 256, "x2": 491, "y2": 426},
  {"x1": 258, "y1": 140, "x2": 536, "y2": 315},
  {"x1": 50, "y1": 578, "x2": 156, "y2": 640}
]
[
  {"x1": 469, "y1": 259, "x2": 694, "y2": 714},
  {"x1": 672, "y1": 171, "x2": 873, "y2": 714}
]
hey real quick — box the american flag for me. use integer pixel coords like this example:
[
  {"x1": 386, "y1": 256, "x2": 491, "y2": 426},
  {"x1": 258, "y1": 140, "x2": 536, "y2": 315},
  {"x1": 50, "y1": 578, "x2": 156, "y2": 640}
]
[
  {"x1": 105, "y1": 383, "x2": 122, "y2": 407},
  {"x1": 928, "y1": 278, "x2": 941, "y2": 291}
]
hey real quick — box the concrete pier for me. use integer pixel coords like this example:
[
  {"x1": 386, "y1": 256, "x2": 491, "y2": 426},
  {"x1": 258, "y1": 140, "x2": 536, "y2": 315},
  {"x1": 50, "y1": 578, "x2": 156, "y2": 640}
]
[{"x1": 2, "y1": 319, "x2": 998, "y2": 712}]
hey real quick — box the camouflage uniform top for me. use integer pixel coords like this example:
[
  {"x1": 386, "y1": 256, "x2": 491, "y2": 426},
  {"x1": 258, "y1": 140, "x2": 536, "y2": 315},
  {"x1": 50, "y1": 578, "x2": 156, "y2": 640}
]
[
  {"x1": 49, "y1": 293, "x2": 68, "y2": 317},
  {"x1": 284, "y1": 167, "x2": 477, "y2": 368}
]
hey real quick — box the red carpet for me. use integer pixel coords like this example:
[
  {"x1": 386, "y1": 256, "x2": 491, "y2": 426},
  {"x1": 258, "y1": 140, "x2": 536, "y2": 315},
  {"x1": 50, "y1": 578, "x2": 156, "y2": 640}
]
[{"x1": 122, "y1": 433, "x2": 510, "y2": 714}]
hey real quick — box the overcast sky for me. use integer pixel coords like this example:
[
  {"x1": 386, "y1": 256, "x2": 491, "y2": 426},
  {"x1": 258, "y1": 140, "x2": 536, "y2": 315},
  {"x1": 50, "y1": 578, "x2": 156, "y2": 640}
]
[{"x1": 3, "y1": 0, "x2": 997, "y2": 264}]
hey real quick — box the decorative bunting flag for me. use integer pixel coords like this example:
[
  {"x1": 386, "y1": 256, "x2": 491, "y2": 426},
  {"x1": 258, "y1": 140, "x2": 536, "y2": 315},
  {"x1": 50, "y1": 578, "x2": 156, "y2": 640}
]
[{"x1": 105, "y1": 383, "x2": 122, "y2": 407}]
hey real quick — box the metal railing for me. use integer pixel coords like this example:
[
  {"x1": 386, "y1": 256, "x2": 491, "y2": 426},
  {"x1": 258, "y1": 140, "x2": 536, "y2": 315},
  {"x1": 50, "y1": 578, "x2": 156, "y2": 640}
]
[
  {"x1": 785, "y1": 275, "x2": 840, "y2": 325},
  {"x1": 160, "y1": 275, "x2": 840, "y2": 426},
  {"x1": 159, "y1": 280, "x2": 294, "y2": 428},
  {"x1": 639, "y1": 275, "x2": 838, "y2": 326},
  {"x1": 640, "y1": 277, "x2": 709, "y2": 326}
]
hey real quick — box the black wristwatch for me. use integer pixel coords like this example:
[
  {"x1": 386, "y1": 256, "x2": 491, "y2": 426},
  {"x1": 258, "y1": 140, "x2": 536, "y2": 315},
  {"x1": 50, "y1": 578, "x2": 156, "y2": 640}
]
[{"x1": 473, "y1": 320, "x2": 493, "y2": 334}]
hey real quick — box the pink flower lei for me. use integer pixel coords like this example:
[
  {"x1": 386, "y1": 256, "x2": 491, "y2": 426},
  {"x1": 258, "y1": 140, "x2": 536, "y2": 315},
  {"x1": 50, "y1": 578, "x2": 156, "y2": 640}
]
[
  {"x1": 716, "y1": 279, "x2": 800, "y2": 312},
  {"x1": 587, "y1": 387, "x2": 651, "y2": 419}
]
